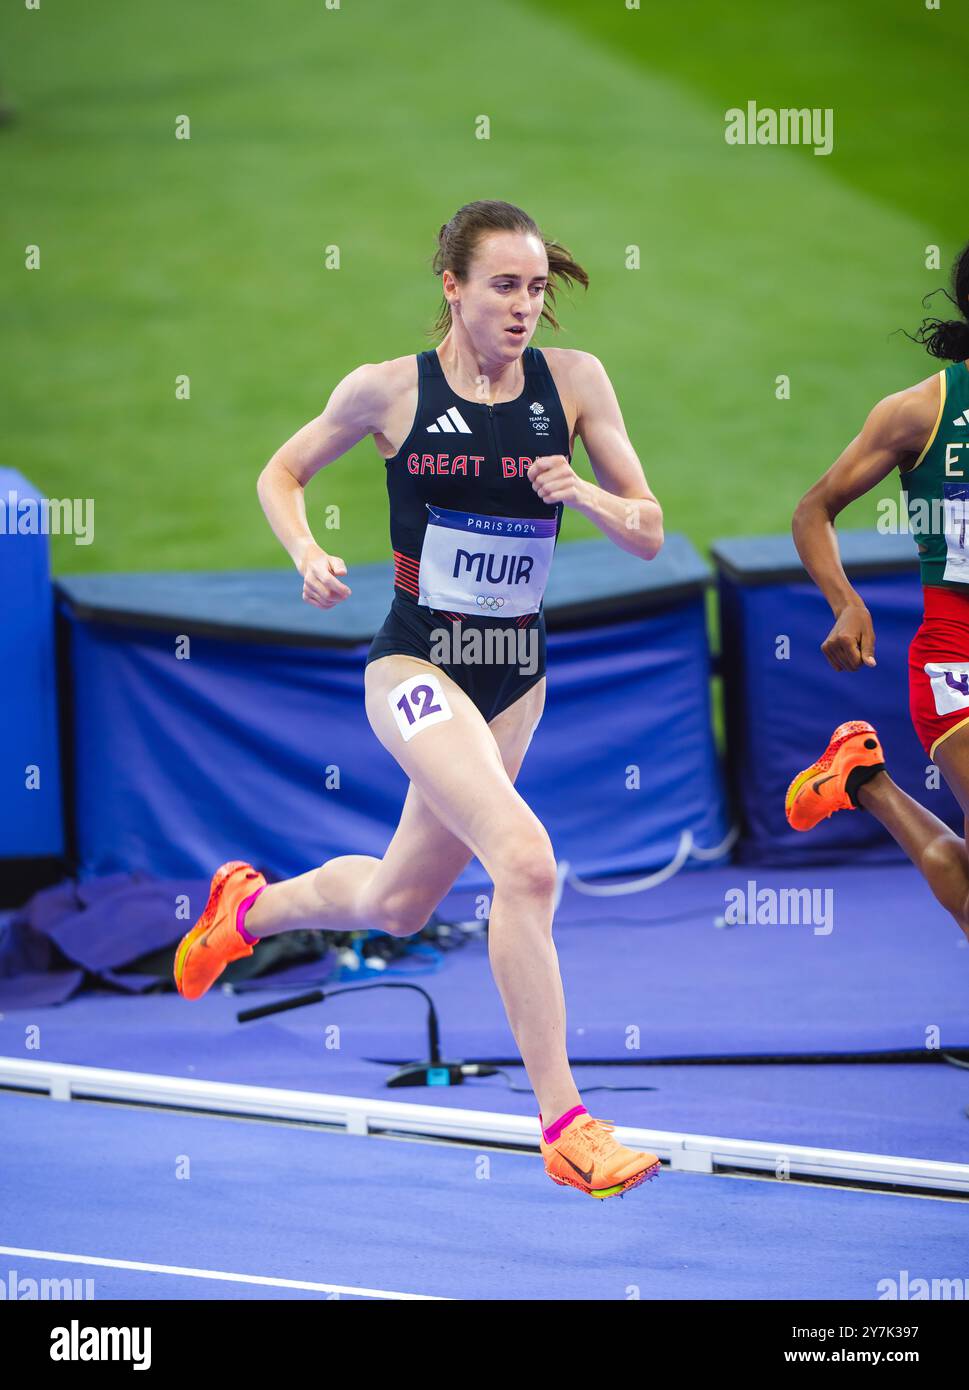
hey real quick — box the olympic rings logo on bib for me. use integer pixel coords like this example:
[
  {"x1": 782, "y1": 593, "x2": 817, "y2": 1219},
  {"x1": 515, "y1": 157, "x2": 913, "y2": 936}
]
[{"x1": 418, "y1": 504, "x2": 557, "y2": 618}]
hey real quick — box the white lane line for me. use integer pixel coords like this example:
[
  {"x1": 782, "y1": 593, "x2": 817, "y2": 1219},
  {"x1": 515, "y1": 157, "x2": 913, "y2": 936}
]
[{"x1": 0, "y1": 1246, "x2": 449, "y2": 1300}]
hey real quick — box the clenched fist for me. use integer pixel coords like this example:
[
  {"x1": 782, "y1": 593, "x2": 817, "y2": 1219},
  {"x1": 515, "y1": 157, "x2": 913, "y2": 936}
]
[
  {"x1": 821, "y1": 603, "x2": 876, "y2": 671},
  {"x1": 526, "y1": 454, "x2": 586, "y2": 508},
  {"x1": 299, "y1": 544, "x2": 352, "y2": 610}
]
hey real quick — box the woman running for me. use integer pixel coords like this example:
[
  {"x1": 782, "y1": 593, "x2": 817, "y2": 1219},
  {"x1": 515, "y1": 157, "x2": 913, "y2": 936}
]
[
  {"x1": 173, "y1": 200, "x2": 665, "y2": 1199},
  {"x1": 786, "y1": 240, "x2": 969, "y2": 945}
]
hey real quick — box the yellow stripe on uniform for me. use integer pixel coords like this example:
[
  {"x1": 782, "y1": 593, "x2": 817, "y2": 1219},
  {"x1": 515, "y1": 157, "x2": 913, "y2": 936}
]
[
  {"x1": 906, "y1": 369, "x2": 947, "y2": 474},
  {"x1": 929, "y1": 712, "x2": 969, "y2": 762}
]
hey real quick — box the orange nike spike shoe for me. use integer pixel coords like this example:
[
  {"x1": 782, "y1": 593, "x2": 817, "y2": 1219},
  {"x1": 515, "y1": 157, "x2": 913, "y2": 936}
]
[
  {"x1": 540, "y1": 1114, "x2": 661, "y2": 1199},
  {"x1": 785, "y1": 721, "x2": 886, "y2": 832},
  {"x1": 174, "y1": 861, "x2": 267, "y2": 1001}
]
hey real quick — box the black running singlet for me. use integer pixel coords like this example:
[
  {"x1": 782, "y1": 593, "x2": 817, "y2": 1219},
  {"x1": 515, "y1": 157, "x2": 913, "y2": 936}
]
[{"x1": 383, "y1": 346, "x2": 571, "y2": 617}]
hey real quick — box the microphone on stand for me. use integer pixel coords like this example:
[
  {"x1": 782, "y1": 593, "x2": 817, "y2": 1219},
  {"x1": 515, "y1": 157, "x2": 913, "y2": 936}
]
[{"x1": 235, "y1": 980, "x2": 489, "y2": 1087}]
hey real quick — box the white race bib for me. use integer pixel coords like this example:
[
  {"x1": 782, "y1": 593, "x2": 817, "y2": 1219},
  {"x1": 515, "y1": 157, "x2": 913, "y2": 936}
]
[
  {"x1": 418, "y1": 504, "x2": 557, "y2": 617},
  {"x1": 924, "y1": 661, "x2": 969, "y2": 717},
  {"x1": 387, "y1": 671, "x2": 453, "y2": 742},
  {"x1": 942, "y1": 484, "x2": 969, "y2": 584}
]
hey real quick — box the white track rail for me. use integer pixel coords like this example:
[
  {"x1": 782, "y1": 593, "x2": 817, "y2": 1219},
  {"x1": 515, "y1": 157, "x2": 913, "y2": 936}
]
[{"x1": 2, "y1": 1055, "x2": 966, "y2": 1195}]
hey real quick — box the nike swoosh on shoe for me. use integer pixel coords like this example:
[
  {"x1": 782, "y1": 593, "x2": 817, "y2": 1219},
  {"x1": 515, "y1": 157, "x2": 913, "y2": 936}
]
[{"x1": 556, "y1": 1150, "x2": 594, "y2": 1184}]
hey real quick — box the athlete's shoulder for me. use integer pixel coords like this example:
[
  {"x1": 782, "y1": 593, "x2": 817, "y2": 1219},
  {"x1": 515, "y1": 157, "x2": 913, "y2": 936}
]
[
  {"x1": 330, "y1": 354, "x2": 418, "y2": 421},
  {"x1": 867, "y1": 371, "x2": 944, "y2": 455},
  {"x1": 537, "y1": 346, "x2": 610, "y2": 404},
  {"x1": 349, "y1": 353, "x2": 419, "y2": 395},
  {"x1": 538, "y1": 346, "x2": 603, "y2": 379}
]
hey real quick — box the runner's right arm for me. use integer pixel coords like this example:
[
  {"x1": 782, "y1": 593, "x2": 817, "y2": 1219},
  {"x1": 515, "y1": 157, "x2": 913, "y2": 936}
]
[
  {"x1": 791, "y1": 381, "x2": 938, "y2": 671},
  {"x1": 257, "y1": 364, "x2": 389, "y2": 610}
]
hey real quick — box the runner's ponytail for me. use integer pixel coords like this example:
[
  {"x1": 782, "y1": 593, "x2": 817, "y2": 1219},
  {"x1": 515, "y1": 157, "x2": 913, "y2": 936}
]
[{"x1": 909, "y1": 241, "x2": 969, "y2": 361}]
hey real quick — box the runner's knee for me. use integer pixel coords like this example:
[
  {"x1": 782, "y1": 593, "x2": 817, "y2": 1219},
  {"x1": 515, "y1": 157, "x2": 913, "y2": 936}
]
[
  {"x1": 379, "y1": 914, "x2": 429, "y2": 940},
  {"x1": 491, "y1": 828, "x2": 558, "y2": 899},
  {"x1": 922, "y1": 835, "x2": 969, "y2": 883},
  {"x1": 367, "y1": 896, "x2": 432, "y2": 939}
]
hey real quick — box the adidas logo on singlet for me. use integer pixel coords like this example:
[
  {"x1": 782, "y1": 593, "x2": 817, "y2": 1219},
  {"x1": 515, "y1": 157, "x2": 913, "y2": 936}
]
[
  {"x1": 427, "y1": 407, "x2": 472, "y2": 434},
  {"x1": 953, "y1": 412, "x2": 968, "y2": 427}
]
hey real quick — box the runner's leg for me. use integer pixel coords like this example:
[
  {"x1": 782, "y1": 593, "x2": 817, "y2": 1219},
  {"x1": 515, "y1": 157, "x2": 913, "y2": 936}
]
[
  {"x1": 247, "y1": 655, "x2": 577, "y2": 1117},
  {"x1": 362, "y1": 656, "x2": 578, "y2": 1121}
]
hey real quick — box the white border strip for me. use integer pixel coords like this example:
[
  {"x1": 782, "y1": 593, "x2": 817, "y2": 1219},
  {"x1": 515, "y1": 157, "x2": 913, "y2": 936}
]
[
  {"x1": 2, "y1": 1055, "x2": 967, "y2": 1194},
  {"x1": 0, "y1": 1246, "x2": 447, "y2": 1300}
]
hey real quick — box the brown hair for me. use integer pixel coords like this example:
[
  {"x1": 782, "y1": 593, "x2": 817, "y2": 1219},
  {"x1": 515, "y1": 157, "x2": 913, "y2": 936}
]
[{"x1": 428, "y1": 200, "x2": 589, "y2": 341}]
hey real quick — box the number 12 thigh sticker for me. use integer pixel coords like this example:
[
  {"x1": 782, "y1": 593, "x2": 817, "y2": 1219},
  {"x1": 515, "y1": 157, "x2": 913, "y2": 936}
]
[
  {"x1": 924, "y1": 661, "x2": 969, "y2": 716},
  {"x1": 387, "y1": 671, "x2": 453, "y2": 742}
]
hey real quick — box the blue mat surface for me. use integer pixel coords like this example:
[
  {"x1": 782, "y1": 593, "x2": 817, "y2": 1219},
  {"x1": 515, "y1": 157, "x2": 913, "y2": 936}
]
[
  {"x1": 4, "y1": 862, "x2": 967, "y2": 1054},
  {"x1": 541, "y1": 862, "x2": 969, "y2": 1056}
]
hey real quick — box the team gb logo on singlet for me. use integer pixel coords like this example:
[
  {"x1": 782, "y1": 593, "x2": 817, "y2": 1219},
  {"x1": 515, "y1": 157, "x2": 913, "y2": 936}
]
[{"x1": 529, "y1": 401, "x2": 550, "y2": 435}]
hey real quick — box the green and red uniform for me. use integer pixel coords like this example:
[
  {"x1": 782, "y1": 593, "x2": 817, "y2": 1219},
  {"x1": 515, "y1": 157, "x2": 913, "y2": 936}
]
[{"x1": 903, "y1": 361, "x2": 969, "y2": 758}]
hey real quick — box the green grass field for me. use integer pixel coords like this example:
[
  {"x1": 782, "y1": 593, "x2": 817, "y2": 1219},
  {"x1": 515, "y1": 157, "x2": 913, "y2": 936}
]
[{"x1": 2, "y1": 0, "x2": 967, "y2": 576}]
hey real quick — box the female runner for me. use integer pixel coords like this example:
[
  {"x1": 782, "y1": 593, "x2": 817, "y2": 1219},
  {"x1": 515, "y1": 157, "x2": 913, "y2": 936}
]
[
  {"x1": 786, "y1": 240, "x2": 969, "y2": 945},
  {"x1": 174, "y1": 200, "x2": 665, "y2": 1198}
]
